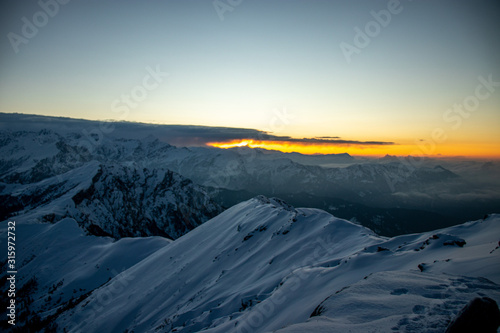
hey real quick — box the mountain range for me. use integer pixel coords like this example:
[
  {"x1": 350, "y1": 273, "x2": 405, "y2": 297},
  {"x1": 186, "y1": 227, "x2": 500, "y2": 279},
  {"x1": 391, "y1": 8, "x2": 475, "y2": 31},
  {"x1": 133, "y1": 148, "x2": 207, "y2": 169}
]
[
  {"x1": 3, "y1": 113, "x2": 498, "y2": 236},
  {"x1": 0, "y1": 113, "x2": 499, "y2": 332}
]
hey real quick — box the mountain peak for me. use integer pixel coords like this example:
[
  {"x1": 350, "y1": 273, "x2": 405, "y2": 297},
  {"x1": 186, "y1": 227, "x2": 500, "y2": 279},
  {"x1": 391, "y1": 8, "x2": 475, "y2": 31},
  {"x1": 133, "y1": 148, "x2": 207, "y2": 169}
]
[{"x1": 255, "y1": 195, "x2": 297, "y2": 212}]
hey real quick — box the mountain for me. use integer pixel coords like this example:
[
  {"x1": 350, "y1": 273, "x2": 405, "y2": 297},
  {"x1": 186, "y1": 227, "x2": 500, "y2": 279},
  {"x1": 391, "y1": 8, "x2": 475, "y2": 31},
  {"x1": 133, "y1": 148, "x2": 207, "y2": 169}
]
[
  {"x1": 0, "y1": 130, "x2": 223, "y2": 239},
  {"x1": 69, "y1": 163, "x2": 222, "y2": 239},
  {"x1": 2, "y1": 197, "x2": 498, "y2": 332},
  {"x1": 157, "y1": 145, "x2": 460, "y2": 203},
  {"x1": 227, "y1": 147, "x2": 355, "y2": 166},
  {"x1": 1, "y1": 113, "x2": 498, "y2": 237}
]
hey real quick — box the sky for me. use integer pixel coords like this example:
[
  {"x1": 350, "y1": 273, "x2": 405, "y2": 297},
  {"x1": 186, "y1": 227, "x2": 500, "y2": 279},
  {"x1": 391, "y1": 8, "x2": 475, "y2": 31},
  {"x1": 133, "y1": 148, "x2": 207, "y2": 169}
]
[{"x1": 0, "y1": 0, "x2": 499, "y2": 157}]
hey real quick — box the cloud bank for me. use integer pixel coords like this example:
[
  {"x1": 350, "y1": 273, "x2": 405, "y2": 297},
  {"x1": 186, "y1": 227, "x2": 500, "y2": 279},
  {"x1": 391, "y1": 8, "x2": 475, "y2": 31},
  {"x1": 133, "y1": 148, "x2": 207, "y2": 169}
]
[{"x1": 0, "y1": 113, "x2": 395, "y2": 148}]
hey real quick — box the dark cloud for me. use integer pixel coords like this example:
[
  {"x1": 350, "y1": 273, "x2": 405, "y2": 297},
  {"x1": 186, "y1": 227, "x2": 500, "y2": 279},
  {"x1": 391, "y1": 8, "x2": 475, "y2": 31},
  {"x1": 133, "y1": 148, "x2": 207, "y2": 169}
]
[
  {"x1": 277, "y1": 137, "x2": 395, "y2": 146},
  {"x1": 0, "y1": 113, "x2": 395, "y2": 147},
  {"x1": 150, "y1": 125, "x2": 395, "y2": 147},
  {"x1": 315, "y1": 136, "x2": 341, "y2": 139}
]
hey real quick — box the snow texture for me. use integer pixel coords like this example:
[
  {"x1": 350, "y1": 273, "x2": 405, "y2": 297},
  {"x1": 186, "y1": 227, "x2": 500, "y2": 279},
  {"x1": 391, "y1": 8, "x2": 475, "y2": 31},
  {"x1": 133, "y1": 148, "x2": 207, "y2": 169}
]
[{"x1": 2, "y1": 197, "x2": 497, "y2": 332}]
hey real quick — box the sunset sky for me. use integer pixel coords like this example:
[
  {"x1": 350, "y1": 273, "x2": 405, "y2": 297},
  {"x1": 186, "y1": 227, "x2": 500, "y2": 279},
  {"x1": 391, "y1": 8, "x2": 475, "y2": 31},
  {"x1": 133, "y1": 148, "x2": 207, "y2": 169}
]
[{"x1": 1, "y1": 0, "x2": 499, "y2": 157}]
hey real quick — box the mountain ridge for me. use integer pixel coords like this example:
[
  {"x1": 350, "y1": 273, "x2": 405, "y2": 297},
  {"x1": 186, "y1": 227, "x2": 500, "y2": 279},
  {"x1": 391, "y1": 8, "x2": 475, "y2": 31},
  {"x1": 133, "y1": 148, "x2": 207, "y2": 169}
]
[{"x1": 2, "y1": 196, "x2": 497, "y2": 332}]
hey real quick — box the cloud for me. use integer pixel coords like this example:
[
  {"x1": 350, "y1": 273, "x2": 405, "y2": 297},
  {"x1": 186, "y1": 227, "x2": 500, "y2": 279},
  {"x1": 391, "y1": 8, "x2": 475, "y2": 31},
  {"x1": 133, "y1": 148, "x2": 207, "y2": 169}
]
[
  {"x1": 315, "y1": 136, "x2": 341, "y2": 139},
  {"x1": 0, "y1": 113, "x2": 395, "y2": 147},
  {"x1": 153, "y1": 127, "x2": 395, "y2": 147},
  {"x1": 391, "y1": 191, "x2": 434, "y2": 200}
]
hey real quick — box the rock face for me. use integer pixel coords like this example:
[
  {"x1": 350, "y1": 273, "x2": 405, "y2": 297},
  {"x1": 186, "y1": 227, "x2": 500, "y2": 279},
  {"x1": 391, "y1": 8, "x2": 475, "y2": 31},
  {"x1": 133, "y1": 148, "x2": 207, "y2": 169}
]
[
  {"x1": 70, "y1": 164, "x2": 223, "y2": 239},
  {"x1": 2, "y1": 162, "x2": 223, "y2": 240},
  {"x1": 445, "y1": 297, "x2": 500, "y2": 333}
]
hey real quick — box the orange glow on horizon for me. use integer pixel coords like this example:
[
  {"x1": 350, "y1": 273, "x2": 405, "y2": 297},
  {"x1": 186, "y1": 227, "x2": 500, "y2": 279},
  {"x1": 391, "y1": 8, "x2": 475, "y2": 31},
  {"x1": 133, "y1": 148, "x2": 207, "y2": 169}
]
[{"x1": 207, "y1": 139, "x2": 500, "y2": 159}]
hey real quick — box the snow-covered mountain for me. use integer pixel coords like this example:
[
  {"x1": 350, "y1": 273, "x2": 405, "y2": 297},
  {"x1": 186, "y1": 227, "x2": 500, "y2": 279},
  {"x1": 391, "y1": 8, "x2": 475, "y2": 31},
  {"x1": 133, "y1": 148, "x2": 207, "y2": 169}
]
[
  {"x1": 2, "y1": 196, "x2": 498, "y2": 332},
  {"x1": 0, "y1": 119, "x2": 478, "y2": 236},
  {"x1": 157, "y1": 145, "x2": 460, "y2": 203},
  {"x1": 0, "y1": 129, "x2": 223, "y2": 239}
]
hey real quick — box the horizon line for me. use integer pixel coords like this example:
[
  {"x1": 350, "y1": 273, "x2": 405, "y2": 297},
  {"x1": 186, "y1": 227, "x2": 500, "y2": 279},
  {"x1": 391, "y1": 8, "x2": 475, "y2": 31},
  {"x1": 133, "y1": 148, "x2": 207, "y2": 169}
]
[{"x1": 1, "y1": 111, "x2": 499, "y2": 160}]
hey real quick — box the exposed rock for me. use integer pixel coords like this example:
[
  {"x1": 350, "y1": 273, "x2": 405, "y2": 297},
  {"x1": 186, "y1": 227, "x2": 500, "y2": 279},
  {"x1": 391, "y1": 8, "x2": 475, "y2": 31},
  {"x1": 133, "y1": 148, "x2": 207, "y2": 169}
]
[{"x1": 445, "y1": 297, "x2": 500, "y2": 333}]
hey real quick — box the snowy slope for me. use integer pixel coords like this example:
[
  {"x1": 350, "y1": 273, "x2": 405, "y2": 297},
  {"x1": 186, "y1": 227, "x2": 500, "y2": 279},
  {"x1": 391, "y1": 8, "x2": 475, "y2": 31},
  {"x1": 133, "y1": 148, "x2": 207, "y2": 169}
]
[
  {"x1": 53, "y1": 196, "x2": 380, "y2": 332},
  {"x1": 39, "y1": 197, "x2": 500, "y2": 333},
  {"x1": 0, "y1": 218, "x2": 170, "y2": 331},
  {"x1": 275, "y1": 271, "x2": 500, "y2": 333}
]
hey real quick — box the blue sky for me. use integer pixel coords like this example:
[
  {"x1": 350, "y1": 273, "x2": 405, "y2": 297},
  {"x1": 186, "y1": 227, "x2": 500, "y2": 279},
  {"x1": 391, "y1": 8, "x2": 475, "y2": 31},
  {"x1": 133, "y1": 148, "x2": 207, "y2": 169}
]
[{"x1": 1, "y1": 0, "x2": 499, "y2": 156}]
